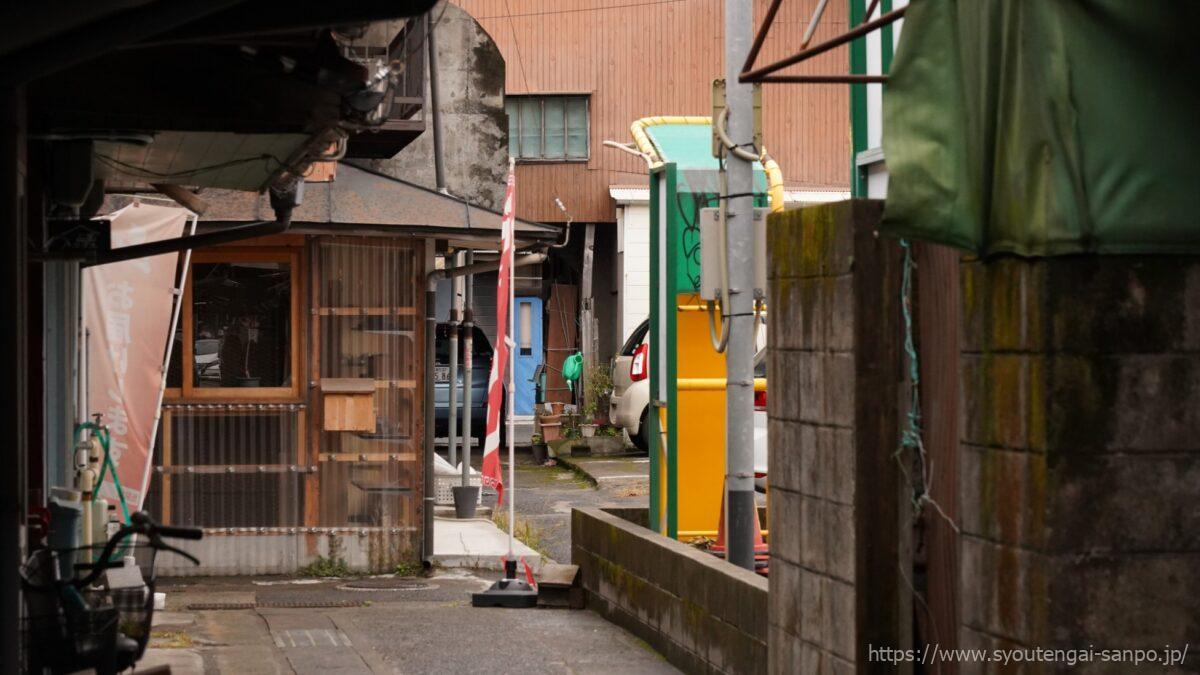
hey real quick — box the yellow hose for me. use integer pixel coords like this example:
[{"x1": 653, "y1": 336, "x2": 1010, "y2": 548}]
[
  {"x1": 629, "y1": 115, "x2": 710, "y2": 167},
  {"x1": 760, "y1": 147, "x2": 785, "y2": 213},
  {"x1": 629, "y1": 116, "x2": 786, "y2": 213}
]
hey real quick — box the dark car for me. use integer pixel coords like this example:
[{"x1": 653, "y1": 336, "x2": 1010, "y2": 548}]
[{"x1": 434, "y1": 323, "x2": 503, "y2": 446}]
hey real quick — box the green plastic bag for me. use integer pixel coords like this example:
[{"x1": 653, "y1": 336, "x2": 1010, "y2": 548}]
[{"x1": 562, "y1": 352, "x2": 583, "y2": 390}]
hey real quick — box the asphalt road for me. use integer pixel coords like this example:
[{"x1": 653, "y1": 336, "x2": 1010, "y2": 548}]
[
  {"x1": 141, "y1": 449, "x2": 669, "y2": 674},
  {"x1": 143, "y1": 570, "x2": 678, "y2": 674}
]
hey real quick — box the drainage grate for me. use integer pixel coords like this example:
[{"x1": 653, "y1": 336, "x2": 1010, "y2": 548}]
[{"x1": 258, "y1": 599, "x2": 366, "y2": 608}]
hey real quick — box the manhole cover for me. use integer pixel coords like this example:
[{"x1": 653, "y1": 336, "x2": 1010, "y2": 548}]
[{"x1": 338, "y1": 578, "x2": 433, "y2": 592}]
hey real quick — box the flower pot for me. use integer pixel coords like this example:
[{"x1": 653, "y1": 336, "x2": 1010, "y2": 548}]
[
  {"x1": 531, "y1": 442, "x2": 548, "y2": 464},
  {"x1": 237, "y1": 377, "x2": 261, "y2": 387},
  {"x1": 452, "y1": 486, "x2": 480, "y2": 519},
  {"x1": 580, "y1": 424, "x2": 597, "y2": 438}
]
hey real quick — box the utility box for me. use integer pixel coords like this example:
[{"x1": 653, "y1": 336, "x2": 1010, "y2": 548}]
[
  {"x1": 321, "y1": 378, "x2": 376, "y2": 432},
  {"x1": 699, "y1": 207, "x2": 770, "y2": 302}
]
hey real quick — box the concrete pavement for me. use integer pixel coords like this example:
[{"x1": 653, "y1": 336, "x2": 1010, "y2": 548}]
[
  {"x1": 431, "y1": 516, "x2": 543, "y2": 572},
  {"x1": 141, "y1": 571, "x2": 679, "y2": 674}
]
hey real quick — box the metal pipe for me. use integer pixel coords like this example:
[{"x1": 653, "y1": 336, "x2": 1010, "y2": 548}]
[
  {"x1": 83, "y1": 214, "x2": 291, "y2": 267},
  {"x1": 426, "y1": 9, "x2": 448, "y2": 194},
  {"x1": 429, "y1": 252, "x2": 546, "y2": 281},
  {"x1": 447, "y1": 252, "x2": 460, "y2": 467},
  {"x1": 739, "y1": 5, "x2": 907, "y2": 83},
  {"x1": 724, "y1": 0, "x2": 758, "y2": 571},
  {"x1": 460, "y1": 250, "x2": 474, "y2": 487},
  {"x1": 741, "y1": 0, "x2": 784, "y2": 78},
  {"x1": 800, "y1": 0, "x2": 831, "y2": 49},
  {"x1": 422, "y1": 244, "x2": 438, "y2": 565},
  {"x1": 760, "y1": 74, "x2": 889, "y2": 84}
]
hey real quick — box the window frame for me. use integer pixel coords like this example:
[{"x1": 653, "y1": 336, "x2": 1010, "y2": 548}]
[
  {"x1": 175, "y1": 248, "x2": 304, "y2": 401},
  {"x1": 506, "y1": 94, "x2": 591, "y2": 163}
]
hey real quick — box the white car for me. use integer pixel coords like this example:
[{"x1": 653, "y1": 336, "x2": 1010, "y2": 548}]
[
  {"x1": 610, "y1": 318, "x2": 768, "y2": 491},
  {"x1": 610, "y1": 320, "x2": 651, "y2": 450}
]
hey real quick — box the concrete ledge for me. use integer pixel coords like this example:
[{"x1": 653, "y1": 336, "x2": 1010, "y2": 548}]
[{"x1": 572, "y1": 507, "x2": 768, "y2": 675}]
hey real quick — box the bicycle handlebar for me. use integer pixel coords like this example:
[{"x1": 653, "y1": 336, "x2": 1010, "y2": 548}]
[{"x1": 73, "y1": 511, "x2": 203, "y2": 587}]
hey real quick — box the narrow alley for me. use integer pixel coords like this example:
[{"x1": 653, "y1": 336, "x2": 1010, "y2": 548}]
[
  {"x1": 142, "y1": 450, "x2": 675, "y2": 674},
  {"x1": 5, "y1": 2, "x2": 1198, "y2": 674}
]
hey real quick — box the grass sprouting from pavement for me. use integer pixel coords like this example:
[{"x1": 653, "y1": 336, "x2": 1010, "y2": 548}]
[{"x1": 491, "y1": 510, "x2": 551, "y2": 560}]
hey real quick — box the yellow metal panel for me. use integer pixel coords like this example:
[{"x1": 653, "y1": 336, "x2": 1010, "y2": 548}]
[{"x1": 673, "y1": 296, "x2": 729, "y2": 540}]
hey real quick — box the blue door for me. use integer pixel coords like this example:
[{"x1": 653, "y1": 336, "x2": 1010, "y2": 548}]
[{"x1": 512, "y1": 296, "x2": 543, "y2": 415}]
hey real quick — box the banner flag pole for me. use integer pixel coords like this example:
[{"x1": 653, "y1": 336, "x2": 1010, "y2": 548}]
[{"x1": 473, "y1": 158, "x2": 536, "y2": 607}]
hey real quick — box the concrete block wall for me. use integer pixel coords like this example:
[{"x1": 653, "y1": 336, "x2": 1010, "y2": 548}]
[
  {"x1": 959, "y1": 257, "x2": 1200, "y2": 666},
  {"x1": 767, "y1": 201, "x2": 906, "y2": 673},
  {"x1": 572, "y1": 507, "x2": 769, "y2": 674}
]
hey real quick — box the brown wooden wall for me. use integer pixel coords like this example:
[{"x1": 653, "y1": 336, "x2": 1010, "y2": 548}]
[{"x1": 454, "y1": 0, "x2": 851, "y2": 224}]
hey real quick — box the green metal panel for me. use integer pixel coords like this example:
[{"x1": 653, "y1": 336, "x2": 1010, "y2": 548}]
[
  {"x1": 648, "y1": 164, "x2": 678, "y2": 534},
  {"x1": 849, "y1": 0, "x2": 868, "y2": 197}
]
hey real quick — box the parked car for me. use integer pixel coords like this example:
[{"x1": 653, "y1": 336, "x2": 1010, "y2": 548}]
[
  {"x1": 611, "y1": 317, "x2": 769, "y2": 489},
  {"x1": 434, "y1": 323, "x2": 502, "y2": 447},
  {"x1": 610, "y1": 319, "x2": 651, "y2": 449}
]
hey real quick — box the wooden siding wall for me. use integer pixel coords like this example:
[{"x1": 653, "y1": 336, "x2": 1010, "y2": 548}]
[{"x1": 454, "y1": 0, "x2": 851, "y2": 223}]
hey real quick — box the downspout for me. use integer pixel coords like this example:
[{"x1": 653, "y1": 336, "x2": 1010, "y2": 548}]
[
  {"x1": 426, "y1": 10, "x2": 448, "y2": 194},
  {"x1": 460, "y1": 250, "x2": 474, "y2": 488},
  {"x1": 422, "y1": 245, "x2": 437, "y2": 566}
]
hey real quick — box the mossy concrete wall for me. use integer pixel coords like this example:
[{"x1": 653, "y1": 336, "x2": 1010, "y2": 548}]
[
  {"x1": 572, "y1": 507, "x2": 768, "y2": 674},
  {"x1": 959, "y1": 257, "x2": 1200, "y2": 662},
  {"x1": 766, "y1": 200, "x2": 909, "y2": 673}
]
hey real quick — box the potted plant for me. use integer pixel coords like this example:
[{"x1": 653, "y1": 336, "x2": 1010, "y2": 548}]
[
  {"x1": 580, "y1": 403, "x2": 598, "y2": 438},
  {"x1": 530, "y1": 433, "x2": 548, "y2": 464},
  {"x1": 537, "y1": 402, "x2": 562, "y2": 442},
  {"x1": 585, "y1": 363, "x2": 614, "y2": 426}
]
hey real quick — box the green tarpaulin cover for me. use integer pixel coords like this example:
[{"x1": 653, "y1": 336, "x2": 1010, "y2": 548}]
[{"x1": 881, "y1": 0, "x2": 1200, "y2": 256}]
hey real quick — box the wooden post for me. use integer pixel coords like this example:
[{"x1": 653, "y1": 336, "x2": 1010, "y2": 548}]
[{"x1": 915, "y1": 242, "x2": 962, "y2": 671}]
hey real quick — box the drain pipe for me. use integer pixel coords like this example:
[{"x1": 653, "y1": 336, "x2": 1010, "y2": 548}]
[
  {"x1": 460, "y1": 250, "x2": 474, "y2": 489},
  {"x1": 423, "y1": 251, "x2": 438, "y2": 566},
  {"x1": 426, "y1": 9, "x2": 448, "y2": 195}
]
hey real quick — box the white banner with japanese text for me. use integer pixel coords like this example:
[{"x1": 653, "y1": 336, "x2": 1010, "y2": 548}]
[{"x1": 84, "y1": 202, "x2": 188, "y2": 508}]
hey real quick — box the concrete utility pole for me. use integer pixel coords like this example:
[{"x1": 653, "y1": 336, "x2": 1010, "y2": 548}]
[
  {"x1": 723, "y1": 0, "x2": 757, "y2": 571},
  {"x1": 579, "y1": 223, "x2": 596, "y2": 411}
]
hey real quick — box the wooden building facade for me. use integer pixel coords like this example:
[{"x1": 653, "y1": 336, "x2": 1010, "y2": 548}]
[
  {"x1": 138, "y1": 165, "x2": 558, "y2": 574},
  {"x1": 454, "y1": 0, "x2": 852, "y2": 224}
]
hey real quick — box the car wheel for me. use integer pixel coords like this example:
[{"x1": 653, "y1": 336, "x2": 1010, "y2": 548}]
[{"x1": 632, "y1": 407, "x2": 649, "y2": 451}]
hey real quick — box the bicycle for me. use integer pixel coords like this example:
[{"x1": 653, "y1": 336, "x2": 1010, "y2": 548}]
[{"x1": 20, "y1": 511, "x2": 203, "y2": 674}]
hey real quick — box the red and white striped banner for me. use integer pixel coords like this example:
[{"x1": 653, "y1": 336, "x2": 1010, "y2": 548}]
[{"x1": 480, "y1": 162, "x2": 515, "y2": 504}]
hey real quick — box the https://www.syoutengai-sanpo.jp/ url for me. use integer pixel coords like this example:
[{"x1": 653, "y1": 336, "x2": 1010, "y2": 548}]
[{"x1": 869, "y1": 643, "x2": 1190, "y2": 668}]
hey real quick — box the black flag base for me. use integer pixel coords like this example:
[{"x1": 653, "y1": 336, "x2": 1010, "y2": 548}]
[{"x1": 472, "y1": 559, "x2": 538, "y2": 608}]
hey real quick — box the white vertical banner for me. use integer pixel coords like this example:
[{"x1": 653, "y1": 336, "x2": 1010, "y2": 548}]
[{"x1": 84, "y1": 202, "x2": 188, "y2": 508}]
